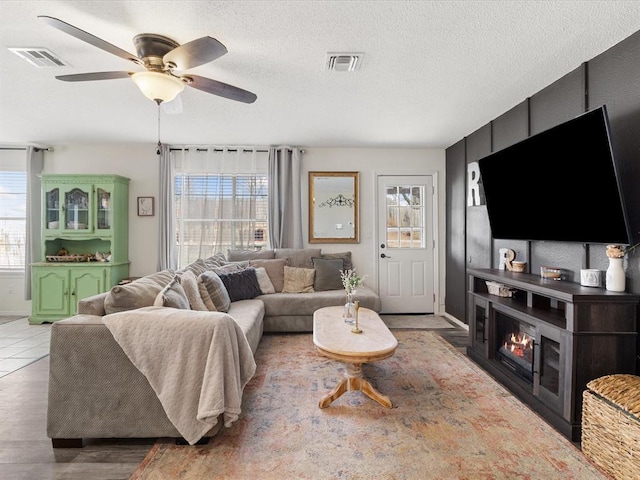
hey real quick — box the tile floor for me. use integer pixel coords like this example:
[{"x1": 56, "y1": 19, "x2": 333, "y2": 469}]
[{"x1": 0, "y1": 317, "x2": 50, "y2": 378}]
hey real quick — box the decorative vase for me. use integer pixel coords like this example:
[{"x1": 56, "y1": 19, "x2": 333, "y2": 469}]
[
  {"x1": 343, "y1": 291, "x2": 355, "y2": 324},
  {"x1": 606, "y1": 257, "x2": 625, "y2": 292}
]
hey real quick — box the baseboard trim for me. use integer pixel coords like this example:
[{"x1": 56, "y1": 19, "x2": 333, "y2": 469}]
[{"x1": 442, "y1": 312, "x2": 468, "y2": 330}]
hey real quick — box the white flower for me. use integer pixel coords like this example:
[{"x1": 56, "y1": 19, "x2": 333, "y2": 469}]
[{"x1": 340, "y1": 269, "x2": 365, "y2": 293}]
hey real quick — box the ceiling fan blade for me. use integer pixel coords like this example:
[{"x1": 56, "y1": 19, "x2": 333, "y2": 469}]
[
  {"x1": 185, "y1": 75, "x2": 257, "y2": 104},
  {"x1": 55, "y1": 71, "x2": 132, "y2": 82},
  {"x1": 38, "y1": 16, "x2": 140, "y2": 65},
  {"x1": 164, "y1": 36, "x2": 227, "y2": 70}
]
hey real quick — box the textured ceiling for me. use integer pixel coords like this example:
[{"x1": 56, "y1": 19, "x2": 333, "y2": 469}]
[{"x1": 2, "y1": 1, "x2": 640, "y2": 148}]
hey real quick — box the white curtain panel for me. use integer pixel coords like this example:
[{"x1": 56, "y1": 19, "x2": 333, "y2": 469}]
[
  {"x1": 157, "y1": 144, "x2": 175, "y2": 271},
  {"x1": 24, "y1": 146, "x2": 44, "y2": 299},
  {"x1": 169, "y1": 146, "x2": 269, "y2": 267}
]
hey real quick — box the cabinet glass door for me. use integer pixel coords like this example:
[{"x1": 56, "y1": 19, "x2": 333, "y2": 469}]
[
  {"x1": 64, "y1": 188, "x2": 90, "y2": 231},
  {"x1": 45, "y1": 188, "x2": 61, "y2": 231},
  {"x1": 534, "y1": 324, "x2": 565, "y2": 414},
  {"x1": 96, "y1": 188, "x2": 111, "y2": 230}
]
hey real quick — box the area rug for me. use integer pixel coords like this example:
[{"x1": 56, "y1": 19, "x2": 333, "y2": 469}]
[{"x1": 130, "y1": 331, "x2": 607, "y2": 480}]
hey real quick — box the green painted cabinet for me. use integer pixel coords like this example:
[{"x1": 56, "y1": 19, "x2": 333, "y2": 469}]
[{"x1": 30, "y1": 174, "x2": 130, "y2": 324}]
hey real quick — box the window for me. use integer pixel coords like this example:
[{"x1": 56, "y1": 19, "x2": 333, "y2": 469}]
[
  {"x1": 0, "y1": 151, "x2": 27, "y2": 269},
  {"x1": 172, "y1": 148, "x2": 269, "y2": 268}
]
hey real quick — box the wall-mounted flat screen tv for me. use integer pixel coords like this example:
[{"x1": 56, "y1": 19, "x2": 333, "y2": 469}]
[{"x1": 478, "y1": 105, "x2": 630, "y2": 244}]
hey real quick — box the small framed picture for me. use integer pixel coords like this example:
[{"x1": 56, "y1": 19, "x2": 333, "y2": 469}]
[{"x1": 137, "y1": 196, "x2": 154, "y2": 216}]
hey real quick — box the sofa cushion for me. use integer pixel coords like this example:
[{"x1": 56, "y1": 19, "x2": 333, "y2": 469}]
[
  {"x1": 153, "y1": 275, "x2": 190, "y2": 309},
  {"x1": 282, "y1": 266, "x2": 315, "y2": 293},
  {"x1": 178, "y1": 270, "x2": 209, "y2": 311},
  {"x1": 321, "y1": 251, "x2": 352, "y2": 271},
  {"x1": 275, "y1": 248, "x2": 322, "y2": 269},
  {"x1": 227, "y1": 249, "x2": 275, "y2": 261},
  {"x1": 217, "y1": 267, "x2": 262, "y2": 302},
  {"x1": 198, "y1": 271, "x2": 231, "y2": 312},
  {"x1": 249, "y1": 258, "x2": 288, "y2": 292},
  {"x1": 254, "y1": 267, "x2": 276, "y2": 294},
  {"x1": 104, "y1": 269, "x2": 175, "y2": 314},
  {"x1": 312, "y1": 257, "x2": 344, "y2": 291}
]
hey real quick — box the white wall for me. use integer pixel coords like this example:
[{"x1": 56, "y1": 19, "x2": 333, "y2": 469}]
[
  {"x1": 301, "y1": 148, "x2": 446, "y2": 313},
  {"x1": 0, "y1": 144, "x2": 446, "y2": 315}
]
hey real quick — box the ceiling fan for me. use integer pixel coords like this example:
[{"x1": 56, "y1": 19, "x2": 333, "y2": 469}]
[{"x1": 38, "y1": 16, "x2": 257, "y2": 105}]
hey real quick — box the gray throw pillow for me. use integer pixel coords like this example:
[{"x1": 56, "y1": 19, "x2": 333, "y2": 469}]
[
  {"x1": 153, "y1": 275, "x2": 190, "y2": 309},
  {"x1": 198, "y1": 270, "x2": 231, "y2": 312},
  {"x1": 179, "y1": 258, "x2": 208, "y2": 276},
  {"x1": 312, "y1": 257, "x2": 344, "y2": 291},
  {"x1": 104, "y1": 269, "x2": 175, "y2": 314},
  {"x1": 217, "y1": 267, "x2": 262, "y2": 302}
]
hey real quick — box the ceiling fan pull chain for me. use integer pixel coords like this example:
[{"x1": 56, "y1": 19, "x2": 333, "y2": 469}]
[{"x1": 156, "y1": 104, "x2": 162, "y2": 156}]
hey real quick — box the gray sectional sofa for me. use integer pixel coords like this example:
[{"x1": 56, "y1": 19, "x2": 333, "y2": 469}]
[{"x1": 46, "y1": 248, "x2": 381, "y2": 447}]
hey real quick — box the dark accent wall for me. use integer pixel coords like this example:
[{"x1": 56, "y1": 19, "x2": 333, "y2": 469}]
[
  {"x1": 445, "y1": 28, "x2": 640, "y2": 368},
  {"x1": 445, "y1": 139, "x2": 466, "y2": 321}
]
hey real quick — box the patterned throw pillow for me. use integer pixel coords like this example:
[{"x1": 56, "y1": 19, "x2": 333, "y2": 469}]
[
  {"x1": 282, "y1": 266, "x2": 315, "y2": 293},
  {"x1": 177, "y1": 270, "x2": 209, "y2": 311},
  {"x1": 312, "y1": 257, "x2": 344, "y2": 291},
  {"x1": 203, "y1": 252, "x2": 227, "y2": 270},
  {"x1": 153, "y1": 275, "x2": 190, "y2": 309},
  {"x1": 198, "y1": 270, "x2": 231, "y2": 312},
  {"x1": 179, "y1": 258, "x2": 208, "y2": 276}
]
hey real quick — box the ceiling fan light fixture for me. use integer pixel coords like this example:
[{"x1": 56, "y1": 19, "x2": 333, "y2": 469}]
[{"x1": 131, "y1": 71, "x2": 184, "y2": 103}]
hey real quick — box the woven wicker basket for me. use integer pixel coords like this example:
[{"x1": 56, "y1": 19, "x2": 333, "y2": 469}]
[{"x1": 581, "y1": 374, "x2": 640, "y2": 480}]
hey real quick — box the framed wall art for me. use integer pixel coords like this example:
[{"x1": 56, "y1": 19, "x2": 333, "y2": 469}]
[{"x1": 137, "y1": 196, "x2": 154, "y2": 216}]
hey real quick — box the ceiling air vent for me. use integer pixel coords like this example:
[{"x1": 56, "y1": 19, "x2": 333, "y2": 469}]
[
  {"x1": 8, "y1": 47, "x2": 69, "y2": 68},
  {"x1": 325, "y1": 53, "x2": 363, "y2": 72}
]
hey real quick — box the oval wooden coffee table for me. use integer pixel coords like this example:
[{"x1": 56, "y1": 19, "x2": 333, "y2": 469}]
[{"x1": 313, "y1": 306, "x2": 398, "y2": 408}]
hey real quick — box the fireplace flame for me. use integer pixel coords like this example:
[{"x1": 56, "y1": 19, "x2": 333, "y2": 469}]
[{"x1": 504, "y1": 332, "x2": 533, "y2": 358}]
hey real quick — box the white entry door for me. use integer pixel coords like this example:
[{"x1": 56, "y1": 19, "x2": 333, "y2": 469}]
[{"x1": 377, "y1": 175, "x2": 435, "y2": 314}]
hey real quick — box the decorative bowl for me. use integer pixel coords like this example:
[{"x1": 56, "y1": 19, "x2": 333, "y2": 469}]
[{"x1": 540, "y1": 266, "x2": 562, "y2": 280}]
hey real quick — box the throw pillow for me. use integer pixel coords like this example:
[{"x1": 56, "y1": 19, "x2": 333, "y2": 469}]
[
  {"x1": 321, "y1": 251, "x2": 353, "y2": 271},
  {"x1": 104, "y1": 269, "x2": 175, "y2": 314},
  {"x1": 198, "y1": 270, "x2": 231, "y2": 312},
  {"x1": 227, "y1": 249, "x2": 275, "y2": 261},
  {"x1": 213, "y1": 261, "x2": 250, "y2": 274},
  {"x1": 254, "y1": 267, "x2": 275, "y2": 294},
  {"x1": 203, "y1": 252, "x2": 227, "y2": 269},
  {"x1": 217, "y1": 267, "x2": 262, "y2": 302},
  {"x1": 197, "y1": 282, "x2": 218, "y2": 312},
  {"x1": 282, "y1": 266, "x2": 315, "y2": 293},
  {"x1": 177, "y1": 270, "x2": 209, "y2": 311},
  {"x1": 153, "y1": 275, "x2": 190, "y2": 309},
  {"x1": 275, "y1": 248, "x2": 322, "y2": 269},
  {"x1": 312, "y1": 257, "x2": 344, "y2": 291},
  {"x1": 179, "y1": 258, "x2": 208, "y2": 276},
  {"x1": 248, "y1": 258, "x2": 288, "y2": 292}
]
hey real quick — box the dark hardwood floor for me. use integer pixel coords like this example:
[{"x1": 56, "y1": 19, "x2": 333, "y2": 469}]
[{"x1": 0, "y1": 320, "x2": 469, "y2": 480}]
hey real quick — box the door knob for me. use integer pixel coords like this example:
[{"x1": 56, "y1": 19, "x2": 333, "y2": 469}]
[
  {"x1": 380, "y1": 253, "x2": 390, "y2": 258},
  {"x1": 380, "y1": 243, "x2": 386, "y2": 248}
]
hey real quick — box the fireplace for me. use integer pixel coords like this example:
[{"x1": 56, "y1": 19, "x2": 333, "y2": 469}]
[{"x1": 495, "y1": 313, "x2": 535, "y2": 384}]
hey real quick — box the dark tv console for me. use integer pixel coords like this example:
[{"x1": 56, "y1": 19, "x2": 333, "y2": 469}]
[{"x1": 467, "y1": 268, "x2": 639, "y2": 442}]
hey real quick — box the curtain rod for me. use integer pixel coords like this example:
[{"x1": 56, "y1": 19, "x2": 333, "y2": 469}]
[
  {"x1": 169, "y1": 147, "x2": 305, "y2": 153},
  {"x1": 0, "y1": 146, "x2": 53, "y2": 152}
]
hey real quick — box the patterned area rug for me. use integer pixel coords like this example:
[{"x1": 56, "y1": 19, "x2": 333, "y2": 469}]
[{"x1": 130, "y1": 331, "x2": 606, "y2": 480}]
